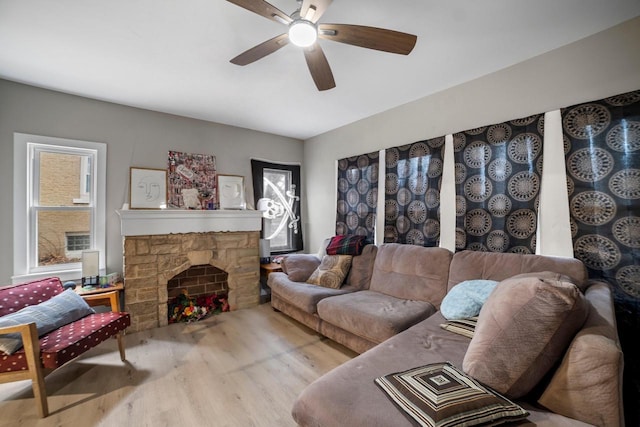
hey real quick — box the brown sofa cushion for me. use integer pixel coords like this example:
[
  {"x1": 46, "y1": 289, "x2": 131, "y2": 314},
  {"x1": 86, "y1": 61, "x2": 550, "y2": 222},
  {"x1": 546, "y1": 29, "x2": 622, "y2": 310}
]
[
  {"x1": 369, "y1": 244, "x2": 452, "y2": 306},
  {"x1": 317, "y1": 290, "x2": 436, "y2": 343},
  {"x1": 268, "y1": 272, "x2": 356, "y2": 314},
  {"x1": 463, "y1": 272, "x2": 589, "y2": 399},
  {"x1": 345, "y1": 244, "x2": 377, "y2": 290},
  {"x1": 447, "y1": 250, "x2": 588, "y2": 292},
  {"x1": 281, "y1": 254, "x2": 321, "y2": 282},
  {"x1": 537, "y1": 281, "x2": 623, "y2": 427},
  {"x1": 307, "y1": 255, "x2": 353, "y2": 289}
]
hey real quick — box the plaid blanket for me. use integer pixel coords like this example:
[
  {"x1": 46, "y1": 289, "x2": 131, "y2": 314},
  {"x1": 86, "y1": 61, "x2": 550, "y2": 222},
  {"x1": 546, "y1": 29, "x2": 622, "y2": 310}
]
[{"x1": 325, "y1": 235, "x2": 367, "y2": 256}]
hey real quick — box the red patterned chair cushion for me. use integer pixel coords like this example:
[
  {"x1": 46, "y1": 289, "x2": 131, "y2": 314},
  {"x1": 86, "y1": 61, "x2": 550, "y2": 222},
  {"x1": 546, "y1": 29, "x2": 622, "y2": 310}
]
[
  {"x1": 0, "y1": 311, "x2": 130, "y2": 371},
  {"x1": 0, "y1": 278, "x2": 63, "y2": 317}
]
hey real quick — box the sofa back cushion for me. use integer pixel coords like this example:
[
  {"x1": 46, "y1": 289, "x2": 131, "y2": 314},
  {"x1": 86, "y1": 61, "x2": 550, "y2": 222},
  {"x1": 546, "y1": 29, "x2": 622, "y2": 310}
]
[
  {"x1": 448, "y1": 250, "x2": 587, "y2": 292},
  {"x1": 282, "y1": 254, "x2": 321, "y2": 282},
  {"x1": 537, "y1": 281, "x2": 623, "y2": 427},
  {"x1": 0, "y1": 277, "x2": 63, "y2": 317},
  {"x1": 462, "y1": 272, "x2": 589, "y2": 399},
  {"x1": 369, "y1": 244, "x2": 452, "y2": 305},
  {"x1": 345, "y1": 244, "x2": 378, "y2": 290}
]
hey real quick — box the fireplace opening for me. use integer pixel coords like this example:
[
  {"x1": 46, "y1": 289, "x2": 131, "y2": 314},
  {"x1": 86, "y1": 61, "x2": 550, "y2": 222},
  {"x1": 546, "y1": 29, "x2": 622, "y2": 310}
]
[{"x1": 167, "y1": 264, "x2": 230, "y2": 323}]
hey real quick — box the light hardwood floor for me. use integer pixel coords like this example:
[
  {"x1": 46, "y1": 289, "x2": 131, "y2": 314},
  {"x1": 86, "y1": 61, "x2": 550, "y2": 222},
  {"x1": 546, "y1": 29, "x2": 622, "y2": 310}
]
[{"x1": 0, "y1": 304, "x2": 356, "y2": 427}]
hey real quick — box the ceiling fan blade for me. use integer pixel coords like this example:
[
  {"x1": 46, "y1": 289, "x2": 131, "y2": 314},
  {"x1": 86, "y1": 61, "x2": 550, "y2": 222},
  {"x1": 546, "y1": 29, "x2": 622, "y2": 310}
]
[
  {"x1": 226, "y1": 0, "x2": 292, "y2": 25},
  {"x1": 300, "y1": 0, "x2": 333, "y2": 23},
  {"x1": 230, "y1": 34, "x2": 289, "y2": 66},
  {"x1": 318, "y1": 24, "x2": 417, "y2": 55},
  {"x1": 303, "y1": 43, "x2": 335, "y2": 91}
]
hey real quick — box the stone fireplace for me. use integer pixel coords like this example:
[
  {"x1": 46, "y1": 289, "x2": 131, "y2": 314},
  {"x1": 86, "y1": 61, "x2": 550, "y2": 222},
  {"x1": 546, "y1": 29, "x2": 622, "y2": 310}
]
[
  {"x1": 167, "y1": 264, "x2": 228, "y2": 300},
  {"x1": 118, "y1": 209, "x2": 263, "y2": 332}
]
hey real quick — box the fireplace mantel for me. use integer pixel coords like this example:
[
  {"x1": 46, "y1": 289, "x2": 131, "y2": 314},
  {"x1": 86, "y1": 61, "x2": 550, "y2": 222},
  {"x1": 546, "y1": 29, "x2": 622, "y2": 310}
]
[{"x1": 117, "y1": 208, "x2": 262, "y2": 236}]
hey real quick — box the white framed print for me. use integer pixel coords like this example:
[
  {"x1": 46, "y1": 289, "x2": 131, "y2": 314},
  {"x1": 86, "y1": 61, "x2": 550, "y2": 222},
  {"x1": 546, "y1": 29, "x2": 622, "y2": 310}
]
[
  {"x1": 217, "y1": 174, "x2": 246, "y2": 210},
  {"x1": 130, "y1": 167, "x2": 167, "y2": 209}
]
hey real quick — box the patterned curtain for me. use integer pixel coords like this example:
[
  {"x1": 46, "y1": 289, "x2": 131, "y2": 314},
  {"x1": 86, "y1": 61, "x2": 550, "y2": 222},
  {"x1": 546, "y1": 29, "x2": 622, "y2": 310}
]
[
  {"x1": 384, "y1": 137, "x2": 445, "y2": 246},
  {"x1": 562, "y1": 89, "x2": 640, "y2": 413},
  {"x1": 454, "y1": 114, "x2": 545, "y2": 253},
  {"x1": 336, "y1": 152, "x2": 379, "y2": 239}
]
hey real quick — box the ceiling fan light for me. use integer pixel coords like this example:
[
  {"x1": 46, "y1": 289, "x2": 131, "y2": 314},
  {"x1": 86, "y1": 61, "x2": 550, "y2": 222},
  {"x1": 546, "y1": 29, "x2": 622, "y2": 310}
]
[{"x1": 288, "y1": 20, "x2": 317, "y2": 47}]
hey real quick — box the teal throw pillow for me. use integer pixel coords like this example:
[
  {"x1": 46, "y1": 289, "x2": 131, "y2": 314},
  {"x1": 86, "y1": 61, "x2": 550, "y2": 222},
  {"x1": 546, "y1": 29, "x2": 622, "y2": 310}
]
[{"x1": 441, "y1": 279, "x2": 498, "y2": 320}]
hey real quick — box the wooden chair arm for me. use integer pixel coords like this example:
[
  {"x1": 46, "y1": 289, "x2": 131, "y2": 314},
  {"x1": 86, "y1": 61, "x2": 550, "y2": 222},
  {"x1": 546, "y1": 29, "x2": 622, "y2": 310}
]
[
  {"x1": 81, "y1": 291, "x2": 120, "y2": 312},
  {"x1": 0, "y1": 321, "x2": 48, "y2": 417},
  {"x1": 0, "y1": 321, "x2": 41, "y2": 370},
  {"x1": 0, "y1": 321, "x2": 38, "y2": 338}
]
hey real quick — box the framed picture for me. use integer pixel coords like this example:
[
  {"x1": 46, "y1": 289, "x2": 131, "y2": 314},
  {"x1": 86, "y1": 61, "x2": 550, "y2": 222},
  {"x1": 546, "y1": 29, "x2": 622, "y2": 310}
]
[
  {"x1": 130, "y1": 167, "x2": 167, "y2": 209},
  {"x1": 167, "y1": 150, "x2": 217, "y2": 208},
  {"x1": 217, "y1": 174, "x2": 246, "y2": 210}
]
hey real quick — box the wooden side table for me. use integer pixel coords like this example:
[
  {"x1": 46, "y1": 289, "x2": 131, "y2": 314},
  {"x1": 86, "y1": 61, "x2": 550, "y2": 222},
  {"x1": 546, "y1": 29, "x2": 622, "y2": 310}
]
[
  {"x1": 260, "y1": 262, "x2": 283, "y2": 303},
  {"x1": 260, "y1": 262, "x2": 283, "y2": 276}
]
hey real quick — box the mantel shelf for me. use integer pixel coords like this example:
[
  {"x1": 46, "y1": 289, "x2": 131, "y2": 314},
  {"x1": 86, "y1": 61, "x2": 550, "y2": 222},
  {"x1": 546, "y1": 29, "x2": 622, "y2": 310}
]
[{"x1": 117, "y1": 208, "x2": 263, "y2": 236}]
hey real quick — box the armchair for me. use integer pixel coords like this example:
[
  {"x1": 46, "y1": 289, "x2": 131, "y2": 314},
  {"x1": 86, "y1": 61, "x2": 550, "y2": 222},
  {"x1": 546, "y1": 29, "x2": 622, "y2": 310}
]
[{"x1": 0, "y1": 277, "x2": 130, "y2": 417}]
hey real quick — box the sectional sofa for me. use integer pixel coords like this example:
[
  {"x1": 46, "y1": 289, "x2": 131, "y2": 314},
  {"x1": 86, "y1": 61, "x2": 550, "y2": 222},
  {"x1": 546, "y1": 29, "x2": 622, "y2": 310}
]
[{"x1": 268, "y1": 243, "x2": 624, "y2": 426}]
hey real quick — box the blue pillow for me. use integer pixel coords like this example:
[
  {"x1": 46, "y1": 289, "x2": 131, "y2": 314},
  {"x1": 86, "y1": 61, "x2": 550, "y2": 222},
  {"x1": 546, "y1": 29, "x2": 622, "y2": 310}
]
[
  {"x1": 0, "y1": 290, "x2": 95, "y2": 355},
  {"x1": 441, "y1": 279, "x2": 498, "y2": 320}
]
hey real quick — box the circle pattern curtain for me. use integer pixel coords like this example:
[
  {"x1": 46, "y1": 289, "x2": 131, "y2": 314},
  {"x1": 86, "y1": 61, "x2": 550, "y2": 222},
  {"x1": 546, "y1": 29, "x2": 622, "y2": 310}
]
[
  {"x1": 384, "y1": 137, "x2": 445, "y2": 247},
  {"x1": 453, "y1": 114, "x2": 545, "y2": 253},
  {"x1": 336, "y1": 152, "x2": 379, "y2": 239},
  {"x1": 562, "y1": 89, "x2": 640, "y2": 331}
]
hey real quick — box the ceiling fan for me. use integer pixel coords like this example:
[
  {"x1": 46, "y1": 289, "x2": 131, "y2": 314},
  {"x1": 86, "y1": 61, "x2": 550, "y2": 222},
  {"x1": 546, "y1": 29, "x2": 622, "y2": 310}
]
[{"x1": 226, "y1": 0, "x2": 417, "y2": 91}]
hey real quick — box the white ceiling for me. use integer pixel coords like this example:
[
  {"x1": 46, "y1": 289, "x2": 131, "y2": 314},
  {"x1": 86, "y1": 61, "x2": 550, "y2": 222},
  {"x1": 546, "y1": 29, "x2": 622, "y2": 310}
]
[{"x1": 1, "y1": 1, "x2": 639, "y2": 140}]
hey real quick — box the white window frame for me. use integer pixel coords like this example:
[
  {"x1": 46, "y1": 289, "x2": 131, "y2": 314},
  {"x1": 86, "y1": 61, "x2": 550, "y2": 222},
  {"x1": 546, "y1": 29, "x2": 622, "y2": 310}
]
[{"x1": 13, "y1": 133, "x2": 106, "y2": 283}]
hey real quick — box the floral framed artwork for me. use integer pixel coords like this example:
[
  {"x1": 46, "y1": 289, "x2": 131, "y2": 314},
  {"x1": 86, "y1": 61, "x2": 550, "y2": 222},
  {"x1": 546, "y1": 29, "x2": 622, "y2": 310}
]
[
  {"x1": 130, "y1": 167, "x2": 167, "y2": 209},
  {"x1": 217, "y1": 174, "x2": 246, "y2": 210},
  {"x1": 167, "y1": 150, "x2": 217, "y2": 209}
]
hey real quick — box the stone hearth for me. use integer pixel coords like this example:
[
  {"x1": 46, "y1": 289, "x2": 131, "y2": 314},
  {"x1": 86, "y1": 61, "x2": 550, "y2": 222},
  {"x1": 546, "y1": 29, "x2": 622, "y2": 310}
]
[{"x1": 118, "y1": 209, "x2": 262, "y2": 332}]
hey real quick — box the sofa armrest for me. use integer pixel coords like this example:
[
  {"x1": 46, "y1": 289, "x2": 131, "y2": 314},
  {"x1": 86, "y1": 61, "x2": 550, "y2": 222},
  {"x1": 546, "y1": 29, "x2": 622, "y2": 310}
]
[
  {"x1": 0, "y1": 322, "x2": 42, "y2": 367},
  {"x1": 0, "y1": 321, "x2": 38, "y2": 341},
  {"x1": 82, "y1": 291, "x2": 121, "y2": 312},
  {"x1": 281, "y1": 254, "x2": 321, "y2": 282},
  {"x1": 0, "y1": 321, "x2": 48, "y2": 416},
  {"x1": 0, "y1": 321, "x2": 40, "y2": 354}
]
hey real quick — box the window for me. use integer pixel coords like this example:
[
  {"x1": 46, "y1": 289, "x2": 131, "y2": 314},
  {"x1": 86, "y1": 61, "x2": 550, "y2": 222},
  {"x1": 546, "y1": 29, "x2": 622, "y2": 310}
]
[
  {"x1": 13, "y1": 133, "x2": 106, "y2": 283},
  {"x1": 65, "y1": 233, "x2": 91, "y2": 257},
  {"x1": 73, "y1": 156, "x2": 92, "y2": 204},
  {"x1": 251, "y1": 160, "x2": 303, "y2": 254}
]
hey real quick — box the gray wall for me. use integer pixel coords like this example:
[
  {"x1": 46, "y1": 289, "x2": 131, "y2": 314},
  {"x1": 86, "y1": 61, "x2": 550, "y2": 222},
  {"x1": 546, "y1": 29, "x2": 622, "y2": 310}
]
[
  {"x1": 304, "y1": 16, "x2": 640, "y2": 254},
  {"x1": 3, "y1": 16, "x2": 640, "y2": 282},
  {"x1": 0, "y1": 80, "x2": 303, "y2": 283}
]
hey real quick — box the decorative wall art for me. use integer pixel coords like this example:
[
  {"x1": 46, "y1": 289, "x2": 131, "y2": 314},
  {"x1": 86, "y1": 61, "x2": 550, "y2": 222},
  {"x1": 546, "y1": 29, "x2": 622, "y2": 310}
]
[
  {"x1": 167, "y1": 150, "x2": 217, "y2": 209},
  {"x1": 336, "y1": 152, "x2": 379, "y2": 240},
  {"x1": 384, "y1": 137, "x2": 445, "y2": 247},
  {"x1": 217, "y1": 174, "x2": 246, "y2": 209},
  {"x1": 129, "y1": 167, "x2": 167, "y2": 209},
  {"x1": 251, "y1": 159, "x2": 303, "y2": 253}
]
